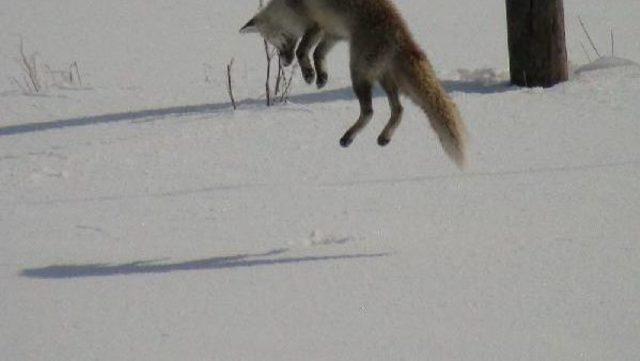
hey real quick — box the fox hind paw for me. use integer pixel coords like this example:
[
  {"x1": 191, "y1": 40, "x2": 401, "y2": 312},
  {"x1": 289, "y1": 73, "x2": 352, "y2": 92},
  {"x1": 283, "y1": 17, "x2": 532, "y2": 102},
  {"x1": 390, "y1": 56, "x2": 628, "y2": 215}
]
[
  {"x1": 377, "y1": 135, "x2": 390, "y2": 146},
  {"x1": 340, "y1": 134, "x2": 354, "y2": 147}
]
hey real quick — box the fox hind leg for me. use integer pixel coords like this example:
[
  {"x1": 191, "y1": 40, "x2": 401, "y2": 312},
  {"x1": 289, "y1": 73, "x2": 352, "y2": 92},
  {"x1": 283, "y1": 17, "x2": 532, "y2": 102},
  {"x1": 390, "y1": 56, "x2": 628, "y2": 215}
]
[
  {"x1": 340, "y1": 38, "x2": 395, "y2": 147},
  {"x1": 296, "y1": 25, "x2": 322, "y2": 84},
  {"x1": 340, "y1": 75, "x2": 373, "y2": 147},
  {"x1": 377, "y1": 74, "x2": 403, "y2": 146}
]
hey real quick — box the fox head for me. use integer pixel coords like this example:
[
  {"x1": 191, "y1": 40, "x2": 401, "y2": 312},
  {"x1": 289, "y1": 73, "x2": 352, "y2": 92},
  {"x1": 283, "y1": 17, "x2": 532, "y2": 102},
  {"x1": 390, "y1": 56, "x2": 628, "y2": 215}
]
[{"x1": 240, "y1": 0, "x2": 307, "y2": 66}]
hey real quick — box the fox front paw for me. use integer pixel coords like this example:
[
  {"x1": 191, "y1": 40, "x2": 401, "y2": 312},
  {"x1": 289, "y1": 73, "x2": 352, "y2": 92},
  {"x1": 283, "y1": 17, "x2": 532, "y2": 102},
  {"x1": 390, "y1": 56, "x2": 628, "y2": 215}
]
[
  {"x1": 301, "y1": 66, "x2": 315, "y2": 84},
  {"x1": 280, "y1": 53, "x2": 294, "y2": 67},
  {"x1": 279, "y1": 45, "x2": 295, "y2": 66},
  {"x1": 316, "y1": 72, "x2": 328, "y2": 88}
]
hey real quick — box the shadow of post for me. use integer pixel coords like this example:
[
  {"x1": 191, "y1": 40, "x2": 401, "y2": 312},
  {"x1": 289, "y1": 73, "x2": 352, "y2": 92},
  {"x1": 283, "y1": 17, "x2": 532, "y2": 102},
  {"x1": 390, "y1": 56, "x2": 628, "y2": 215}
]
[
  {"x1": 20, "y1": 248, "x2": 390, "y2": 279},
  {"x1": 0, "y1": 79, "x2": 513, "y2": 137}
]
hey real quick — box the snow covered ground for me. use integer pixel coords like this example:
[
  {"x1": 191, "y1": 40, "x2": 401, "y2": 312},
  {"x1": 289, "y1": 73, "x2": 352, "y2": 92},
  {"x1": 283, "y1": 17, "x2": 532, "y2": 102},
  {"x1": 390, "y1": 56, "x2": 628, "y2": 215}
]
[{"x1": 1, "y1": 1, "x2": 639, "y2": 360}]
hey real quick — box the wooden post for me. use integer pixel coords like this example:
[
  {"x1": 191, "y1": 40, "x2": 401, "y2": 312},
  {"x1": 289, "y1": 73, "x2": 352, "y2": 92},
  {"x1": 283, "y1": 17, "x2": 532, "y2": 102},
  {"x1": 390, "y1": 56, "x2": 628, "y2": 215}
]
[{"x1": 506, "y1": 0, "x2": 569, "y2": 87}]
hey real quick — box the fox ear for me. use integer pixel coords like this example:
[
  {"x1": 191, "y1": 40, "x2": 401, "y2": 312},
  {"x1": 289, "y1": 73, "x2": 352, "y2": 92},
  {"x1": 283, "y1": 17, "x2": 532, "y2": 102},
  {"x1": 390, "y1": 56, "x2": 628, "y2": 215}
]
[{"x1": 240, "y1": 17, "x2": 259, "y2": 34}]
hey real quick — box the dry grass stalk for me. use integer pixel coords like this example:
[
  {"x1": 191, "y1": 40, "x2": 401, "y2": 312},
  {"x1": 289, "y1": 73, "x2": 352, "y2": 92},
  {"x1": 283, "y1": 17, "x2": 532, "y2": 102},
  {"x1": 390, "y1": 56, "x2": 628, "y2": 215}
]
[
  {"x1": 610, "y1": 28, "x2": 615, "y2": 57},
  {"x1": 226, "y1": 58, "x2": 237, "y2": 110},
  {"x1": 578, "y1": 17, "x2": 601, "y2": 58},
  {"x1": 264, "y1": 39, "x2": 273, "y2": 106},
  {"x1": 580, "y1": 41, "x2": 593, "y2": 62},
  {"x1": 70, "y1": 61, "x2": 82, "y2": 86},
  {"x1": 279, "y1": 65, "x2": 297, "y2": 103},
  {"x1": 18, "y1": 39, "x2": 42, "y2": 93}
]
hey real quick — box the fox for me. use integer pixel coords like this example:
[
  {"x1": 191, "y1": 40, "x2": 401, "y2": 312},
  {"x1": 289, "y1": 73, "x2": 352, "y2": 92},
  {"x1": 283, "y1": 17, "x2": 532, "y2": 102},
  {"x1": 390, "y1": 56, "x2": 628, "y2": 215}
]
[{"x1": 240, "y1": 0, "x2": 468, "y2": 168}]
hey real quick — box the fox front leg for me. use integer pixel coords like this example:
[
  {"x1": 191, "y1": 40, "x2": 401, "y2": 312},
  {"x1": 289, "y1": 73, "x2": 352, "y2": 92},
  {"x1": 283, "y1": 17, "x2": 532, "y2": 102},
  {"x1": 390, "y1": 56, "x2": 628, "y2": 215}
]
[
  {"x1": 313, "y1": 36, "x2": 338, "y2": 88},
  {"x1": 296, "y1": 24, "x2": 322, "y2": 84},
  {"x1": 278, "y1": 35, "x2": 298, "y2": 66}
]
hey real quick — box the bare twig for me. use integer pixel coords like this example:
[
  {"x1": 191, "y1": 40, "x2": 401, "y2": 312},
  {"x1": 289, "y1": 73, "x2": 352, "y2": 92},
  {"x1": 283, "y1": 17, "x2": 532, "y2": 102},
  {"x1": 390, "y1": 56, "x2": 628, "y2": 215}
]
[
  {"x1": 578, "y1": 17, "x2": 601, "y2": 58},
  {"x1": 18, "y1": 39, "x2": 41, "y2": 93},
  {"x1": 610, "y1": 28, "x2": 615, "y2": 57},
  {"x1": 259, "y1": 0, "x2": 271, "y2": 106},
  {"x1": 9, "y1": 76, "x2": 28, "y2": 93},
  {"x1": 13, "y1": 38, "x2": 84, "y2": 93},
  {"x1": 579, "y1": 41, "x2": 592, "y2": 62},
  {"x1": 274, "y1": 56, "x2": 283, "y2": 96},
  {"x1": 279, "y1": 65, "x2": 297, "y2": 103},
  {"x1": 226, "y1": 58, "x2": 237, "y2": 110},
  {"x1": 70, "y1": 61, "x2": 82, "y2": 86},
  {"x1": 44, "y1": 61, "x2": 82, "y2": 88},
  {"x1": 264, "y1": 39, "x2": 272, "y2": 106},
  {"x1": 258, "y1": 0, "x2": 293, "y2": 106}
]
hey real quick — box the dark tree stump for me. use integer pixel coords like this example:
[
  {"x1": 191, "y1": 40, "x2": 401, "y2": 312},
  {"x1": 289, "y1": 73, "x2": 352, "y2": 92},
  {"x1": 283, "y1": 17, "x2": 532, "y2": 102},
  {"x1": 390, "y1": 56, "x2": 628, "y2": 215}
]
[{"x1": 506, "y1": 0, "x2": 569, "y2": 87}]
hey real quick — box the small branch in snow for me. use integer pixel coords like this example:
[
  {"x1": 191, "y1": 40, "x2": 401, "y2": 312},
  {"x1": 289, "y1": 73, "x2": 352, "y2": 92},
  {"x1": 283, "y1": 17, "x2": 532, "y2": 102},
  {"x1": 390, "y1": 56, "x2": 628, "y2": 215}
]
[
  {"x1": 264, "y1": 39, "x2": 272, "y2": 106},
  {"x1": 70, "y1": 61, "x2": 82, "y2": 86},
  {"x1": 226, "y1": 58, "x2": 237, "y2": 110},
  {"x1": 44, "y1": 61, "x2": 83, "y2": 89},
  {"x1": 580, "y1": 41, "x2": 593, "y2": 63},
  {"x1": 578, "y1": 17, "x2": 601, "y2": 58},
  {"x1": 9, "y1": 76, "x2": 28, "y2": 93},
  {"x1": 279, "y1": 64, "x2": 297, "y2": 103},
  {"x1": 258, "y1": 0, "x2": 293, "y2": 106},
  {"x1": 274, "y1": 56, "x2": 283, "y2": 97},
  {"x1": 610, "y1": 28, "x2": 615, "y2": 57},
  {"x1": 17, "y1": 38, "x2": 42, "y2": 93}
]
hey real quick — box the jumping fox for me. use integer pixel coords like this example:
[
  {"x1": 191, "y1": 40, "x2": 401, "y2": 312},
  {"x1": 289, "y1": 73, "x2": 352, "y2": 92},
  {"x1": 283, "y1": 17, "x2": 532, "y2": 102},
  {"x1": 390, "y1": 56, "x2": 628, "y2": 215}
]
[{"x1": 241, "y1": 0, "x2": 468, "y2": 168}]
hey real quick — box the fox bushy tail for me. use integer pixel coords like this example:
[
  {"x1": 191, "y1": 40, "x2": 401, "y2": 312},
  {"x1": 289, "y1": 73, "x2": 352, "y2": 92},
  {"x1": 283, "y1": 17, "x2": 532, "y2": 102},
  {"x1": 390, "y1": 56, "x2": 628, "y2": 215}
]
[{"x1": 399, "y1": 54, "x2": 468, "y2": 169}]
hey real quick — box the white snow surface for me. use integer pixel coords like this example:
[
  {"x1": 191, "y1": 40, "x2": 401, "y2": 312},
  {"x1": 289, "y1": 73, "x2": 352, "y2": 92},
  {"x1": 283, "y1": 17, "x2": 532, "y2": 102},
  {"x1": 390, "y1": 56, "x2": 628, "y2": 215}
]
[{"x1": 1, "y1": 1, "x2": 639, "y2": 360}]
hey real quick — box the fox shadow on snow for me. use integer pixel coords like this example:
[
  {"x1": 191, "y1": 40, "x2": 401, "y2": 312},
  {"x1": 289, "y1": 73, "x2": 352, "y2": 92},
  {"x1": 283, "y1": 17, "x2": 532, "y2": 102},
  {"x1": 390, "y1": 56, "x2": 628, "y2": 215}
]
[
  {"x1": 0, "y1": 79, "x2": 511, "y2": 137},
  {"x1": 20, "y1": 248, "x2": 389, "y2": 279}
]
